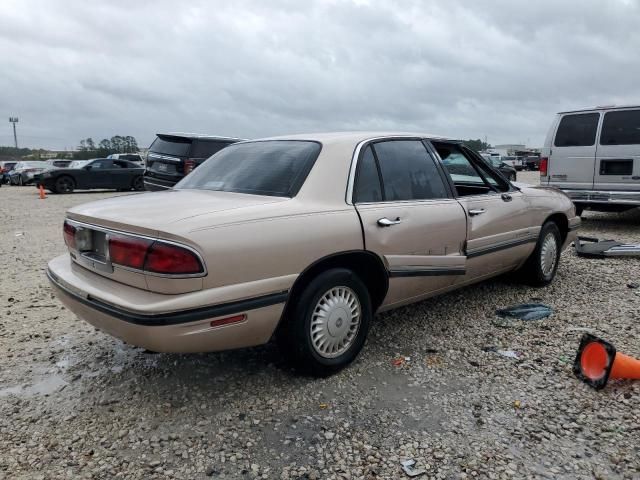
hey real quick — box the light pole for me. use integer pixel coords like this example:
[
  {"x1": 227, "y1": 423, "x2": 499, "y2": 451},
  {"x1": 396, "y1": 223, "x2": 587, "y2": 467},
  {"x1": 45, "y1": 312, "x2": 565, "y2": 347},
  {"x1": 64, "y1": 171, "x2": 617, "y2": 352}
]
[{"x1": 9, "y1": 117, "x2": 18, "y2": 149}]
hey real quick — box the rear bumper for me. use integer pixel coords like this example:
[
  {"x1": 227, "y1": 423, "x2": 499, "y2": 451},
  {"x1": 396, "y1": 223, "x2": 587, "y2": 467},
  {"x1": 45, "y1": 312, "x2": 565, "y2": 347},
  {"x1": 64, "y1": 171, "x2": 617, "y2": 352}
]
[
  {"x1": 47, "y1": 255, "x2": 288, "y2": 353},
  {"x1": 143, "y1": 174, "x2": 178, "y2": 191},
  {"x1": 560, "y1": 189, "x2": 640, "y2": 207}
]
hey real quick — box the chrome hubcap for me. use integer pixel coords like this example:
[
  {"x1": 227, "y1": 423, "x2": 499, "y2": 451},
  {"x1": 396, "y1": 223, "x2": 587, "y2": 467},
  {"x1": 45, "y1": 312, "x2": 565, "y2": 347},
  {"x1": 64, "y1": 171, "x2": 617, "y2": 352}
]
[
  {"x1": 310, "y1": 286, "x2": 361, "y2": 358},
  {"x1": 540, "y1": 233, "x2": 558, "y2": 276}
]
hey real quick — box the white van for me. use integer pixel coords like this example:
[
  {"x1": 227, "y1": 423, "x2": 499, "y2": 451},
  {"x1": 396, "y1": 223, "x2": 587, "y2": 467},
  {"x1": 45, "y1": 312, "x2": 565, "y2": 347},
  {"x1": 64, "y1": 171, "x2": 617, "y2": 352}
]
[{"x1": 541, "y1": 105, "x2": 640, "y2": 215}]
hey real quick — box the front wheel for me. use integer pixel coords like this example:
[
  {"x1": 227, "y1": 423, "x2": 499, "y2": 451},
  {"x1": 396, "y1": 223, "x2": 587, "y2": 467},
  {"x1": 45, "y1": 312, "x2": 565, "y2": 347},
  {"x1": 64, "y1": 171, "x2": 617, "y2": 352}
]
[
  {"x1": 278, "y1": 268, "x2": 372, "y2": 376},
  {"x1": 55, "y1": 176, "x2": 75, "y2": 194},
  {"x1": 517, "y1": 221, "x2": 561, "y2": 287}
]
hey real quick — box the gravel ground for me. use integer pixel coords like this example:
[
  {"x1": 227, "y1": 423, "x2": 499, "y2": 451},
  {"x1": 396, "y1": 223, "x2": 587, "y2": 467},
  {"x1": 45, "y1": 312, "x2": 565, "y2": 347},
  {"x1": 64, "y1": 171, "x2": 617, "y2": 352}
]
[{"x1": 1, "y1": 173, "x2": 639, "y2": 480}]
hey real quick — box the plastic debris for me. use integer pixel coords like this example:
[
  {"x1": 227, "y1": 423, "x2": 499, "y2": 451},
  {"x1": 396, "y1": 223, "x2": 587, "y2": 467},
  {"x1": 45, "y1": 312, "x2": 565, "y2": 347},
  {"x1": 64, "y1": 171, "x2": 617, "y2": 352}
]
[
  {"x1": 319, "y1": 403, "x2": 328, "y2": 409},
  {"x1": 401, "y1": 459, "x2": 426, "y2": 477},
  {"x1": 513, "y1": 400, "x2": 522, "y2": 409},
  {"x1": 14, "y1": 231, "x2": 24, "y2": 237},
  {"x1": 628, "y1": 282, "x2": 639, "y2": 289},
  {"x1": 496, "y1": 303, "x2": 554, "y2": 321},
  {"x1": 392, "y1": 356, "x2": 410, "y2": 367},
  {"x1": 575, "y1": 236, "x2": 640, "y2": 258}
]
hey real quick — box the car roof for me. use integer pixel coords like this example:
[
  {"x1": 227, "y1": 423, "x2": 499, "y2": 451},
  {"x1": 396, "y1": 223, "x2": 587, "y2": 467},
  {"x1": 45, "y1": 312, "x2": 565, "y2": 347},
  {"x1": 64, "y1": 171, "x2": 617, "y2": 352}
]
[
  {"x1": 557, "y1": 105, "x2": 640, "y2": 114},
  {"x1": 159, "y1": 133, "x2": 245, "y2": 142},
  {"x1": 245, "y1": 131, "x2": 456, "y2": 144}
]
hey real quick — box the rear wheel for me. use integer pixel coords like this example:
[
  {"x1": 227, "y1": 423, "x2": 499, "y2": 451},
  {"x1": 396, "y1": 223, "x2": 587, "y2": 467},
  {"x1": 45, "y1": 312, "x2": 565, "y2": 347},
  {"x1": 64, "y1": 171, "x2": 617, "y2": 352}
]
[
  {"x1": 132, "y1": 176, "x2": 144, "y2": 191},
  {"x1": 55, "y1": 176, "x2": 75, "y2": 194},
  {"x1": 278, "y1": 268, "x2": 372, "y2": 376},
  {"x1": 516, "y1": 221, "x2": 561, "y2": 287}
]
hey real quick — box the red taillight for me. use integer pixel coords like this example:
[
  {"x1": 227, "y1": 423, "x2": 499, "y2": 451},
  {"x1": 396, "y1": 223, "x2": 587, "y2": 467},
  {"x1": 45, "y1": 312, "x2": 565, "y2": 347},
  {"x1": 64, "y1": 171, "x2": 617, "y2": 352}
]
[
  {"x1": 108, "y1": 235, "x2": 153, "y2": 270},
  {"x1": 63, "y1": 221, "x2": 76, "y2": 249},
  {"x1": 184, "y1": 159, "x2": 196, "y2": 175},
  {"x1": 144, "y1": 242, "x2": 203, "y2": 275},
  {"x1": 540, "y1": 157, "x2": 549, "y2": 176}
]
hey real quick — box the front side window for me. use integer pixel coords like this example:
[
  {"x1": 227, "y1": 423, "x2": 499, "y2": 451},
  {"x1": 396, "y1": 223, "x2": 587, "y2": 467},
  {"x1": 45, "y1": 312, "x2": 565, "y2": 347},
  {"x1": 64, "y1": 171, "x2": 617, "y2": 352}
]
[
  {"x1": 600, "y1": 110, "x2": 640, "y2": 145},
  {"x1": 176, "y1": 140, "x2": 321, "y2": 197},
  {"x1": 372, "y1": 140, "x2": 448, "y2": 201},
  {"x1": 554, "y1": 113, "x2": 599, "y2": 147}
]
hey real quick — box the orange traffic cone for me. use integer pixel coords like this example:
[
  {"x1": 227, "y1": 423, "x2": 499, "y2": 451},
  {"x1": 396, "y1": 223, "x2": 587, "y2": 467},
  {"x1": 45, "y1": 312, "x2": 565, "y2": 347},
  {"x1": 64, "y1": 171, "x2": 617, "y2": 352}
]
[
  {"x1": 573, "y1": 333, "x2": 640, "y2": 389},
  {"x1": 39, "y1": 184, "x2": 46, "y2": 199}
]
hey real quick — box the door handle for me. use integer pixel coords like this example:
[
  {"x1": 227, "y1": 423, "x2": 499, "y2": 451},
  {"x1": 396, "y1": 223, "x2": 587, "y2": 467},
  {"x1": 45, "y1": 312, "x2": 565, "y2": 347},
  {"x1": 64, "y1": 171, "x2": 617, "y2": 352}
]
[
  {"x1": 501, "y1": 193, "x2": 512, "y2": 202},
  {"x1": 377, "y1": 217, "x2": 401, "y2": 227},
  {"x1": 468, "y1": 208, "x2": 486, "y2": 216}
]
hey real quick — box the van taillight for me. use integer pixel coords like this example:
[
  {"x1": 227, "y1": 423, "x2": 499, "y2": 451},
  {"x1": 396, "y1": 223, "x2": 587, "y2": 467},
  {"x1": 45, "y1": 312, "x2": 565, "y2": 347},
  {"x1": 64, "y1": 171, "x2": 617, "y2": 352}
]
[
  {"x1": 63, "y1": 221, "x2": 76, "y2": 249},
  {"x1": 540, "y1": 157, "x2": 549, "y2": 176},
  {"x1": 144, "y1": 243, "x2": 203, "y2": 274},
  {"x1": 108, "y1": 235, "x2": 203, "y2": 275},
  {"x1": 109, "y1": 236, "x2": 152, "y2": 270},
  {"x1": 184, "y1": 159, "x2": 196, "y2": 174}
]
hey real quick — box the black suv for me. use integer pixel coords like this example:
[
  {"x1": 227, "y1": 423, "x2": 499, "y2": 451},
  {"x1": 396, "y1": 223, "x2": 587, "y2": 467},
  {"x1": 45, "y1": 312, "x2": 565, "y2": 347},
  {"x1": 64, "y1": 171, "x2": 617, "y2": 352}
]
[{"x1": 143, "y1": 133, "x2": 243, "y2": 190}]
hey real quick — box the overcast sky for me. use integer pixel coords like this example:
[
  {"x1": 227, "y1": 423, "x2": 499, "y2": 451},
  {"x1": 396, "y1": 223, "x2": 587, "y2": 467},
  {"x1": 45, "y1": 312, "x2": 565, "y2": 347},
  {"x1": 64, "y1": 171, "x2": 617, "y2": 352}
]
[{"x1": 1, "y1": 0, "x2": 639, "y2": 150}]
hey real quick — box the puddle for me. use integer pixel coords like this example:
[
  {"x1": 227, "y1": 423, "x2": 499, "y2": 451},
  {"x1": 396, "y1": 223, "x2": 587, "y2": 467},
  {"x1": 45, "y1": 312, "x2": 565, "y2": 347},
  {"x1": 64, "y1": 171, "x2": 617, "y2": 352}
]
[{"x1": 0, "y1": 374, "x2": 67, "y2": 397}]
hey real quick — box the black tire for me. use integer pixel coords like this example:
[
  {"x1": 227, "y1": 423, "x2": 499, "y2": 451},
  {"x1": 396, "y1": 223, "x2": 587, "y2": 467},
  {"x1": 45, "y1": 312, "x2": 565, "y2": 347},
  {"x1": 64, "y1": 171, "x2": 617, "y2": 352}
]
[
  {"x1": 278, "y1": 268, "x2": 372, "y2": 377},
  {"x1": 517, "y1": 221, "x2": 562, "y2": 287},
  {"x1": 574, "y1": 203, "x2": 584, "y2": 217},
  {"x1": 55, "y1": 176, "x2": 75, "y2": 194},
  {"x1": 132, "y1": 176, "x2": 144, "y2": 191}
]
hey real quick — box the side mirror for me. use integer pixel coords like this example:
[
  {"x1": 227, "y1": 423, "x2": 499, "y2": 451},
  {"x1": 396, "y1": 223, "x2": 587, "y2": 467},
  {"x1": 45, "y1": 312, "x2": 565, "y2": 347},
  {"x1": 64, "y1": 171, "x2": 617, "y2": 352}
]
[{"x1": 85, "y1": 165, "x2": 92, "y2": 171}]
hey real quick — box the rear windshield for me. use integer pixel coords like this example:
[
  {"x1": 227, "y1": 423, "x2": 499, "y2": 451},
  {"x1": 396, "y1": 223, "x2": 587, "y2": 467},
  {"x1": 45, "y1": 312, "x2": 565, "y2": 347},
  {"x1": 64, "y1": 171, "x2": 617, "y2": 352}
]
[
  {"x1": 190, "y1": 141, "x2": 231, "y2": 159},
  {"x1": 176, "y1": 140, "x2": 321, "y2": 197},
  {"x1": 150, "y1": 137, "x2": 191, "y2": 157}
]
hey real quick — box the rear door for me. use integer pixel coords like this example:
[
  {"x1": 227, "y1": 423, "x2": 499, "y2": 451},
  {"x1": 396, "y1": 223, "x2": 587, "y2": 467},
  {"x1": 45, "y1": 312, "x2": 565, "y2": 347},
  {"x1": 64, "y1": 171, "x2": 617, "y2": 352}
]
[
  {"x1": 594, "y1": 109, "x2": 640, "y2": 191},
  {"x1": 352, "y1": 139, "x2": 468, "y2": 308},
  {"x1": 110, "y1": 160, "x2": 137, "y2": 188},
  {"x1": 549, "y1": 112, "x2": 600, "y2": 190}
]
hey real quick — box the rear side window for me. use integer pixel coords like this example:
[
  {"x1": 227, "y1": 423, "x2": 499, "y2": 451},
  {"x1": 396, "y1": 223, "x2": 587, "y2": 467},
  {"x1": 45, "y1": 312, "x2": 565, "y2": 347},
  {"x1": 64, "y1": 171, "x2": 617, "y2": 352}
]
[
  {"x1": 600, "y1": 110, "x2": 640, "y2": 145},
  {"x1": 372, "y1": 140, "x2": 448, "y2": 201},
  {"x1": 90, "y1": 160, "x2": 113, "y2": 169},
  {"x1": 190, "y1": 141, "x2": 230, "y2": 159},
  {"x1": 176, "y1": 141, "x2": 321, "y2": 197},
  {"x1": 554, "y1": 113, "x2": 599, "y2": 147},
  {"x1": 150, "y1": 137, "x2": 191, "y2": 157},
  {"x1": 354, "y1": 146, "x2": 382, "y2": 203}
]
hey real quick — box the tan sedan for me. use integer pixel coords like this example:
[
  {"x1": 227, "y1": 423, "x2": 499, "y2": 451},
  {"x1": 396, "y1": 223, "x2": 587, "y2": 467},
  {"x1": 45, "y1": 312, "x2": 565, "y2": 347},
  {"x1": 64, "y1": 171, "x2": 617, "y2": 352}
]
[{"x1": 47, "y1": 133, "x2": 580, "y2": 375}]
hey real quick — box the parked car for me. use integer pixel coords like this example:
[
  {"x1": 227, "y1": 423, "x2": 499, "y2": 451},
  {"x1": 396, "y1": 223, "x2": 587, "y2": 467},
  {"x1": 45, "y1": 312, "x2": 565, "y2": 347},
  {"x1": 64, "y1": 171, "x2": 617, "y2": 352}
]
[
  {"x1": 107, "y1": 153, "x2": 144, "y2": 164},
  {"x1": 0, "y1": 161, "x2": 17, "y2": 184},
  {"x1": 36, "y1": 158, "x2": 144, "y2": 193},
  {"x1": 524, "y1": 155, "x2": 541, "y2": 171},
  {"x1": 541, "y1": 105, "x2": 640, "y2": 216},
  {"x1": 45, "y1": 159, "x2": 73, "y2": 169},
  {"x1": 486, "y1": 156, "x2": 517, "y2": 181},
  {"x1": 143, "y1": 133, "x2": 243, "y2": 190},
  {"x1": 8, "y1": 161, "x2": 47, "y2": 185},
  {"x1": 501, "y1": 156, "x2": 525, "y2": 171},
  {"x1": 47, "y1": 132, "x2": 579, "y2": 375}
]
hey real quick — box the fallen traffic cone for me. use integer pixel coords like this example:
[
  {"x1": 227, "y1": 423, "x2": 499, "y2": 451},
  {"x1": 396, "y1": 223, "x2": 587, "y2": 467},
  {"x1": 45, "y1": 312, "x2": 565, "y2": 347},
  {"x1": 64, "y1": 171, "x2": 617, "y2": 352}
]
[
  {"x1": 573, "y1": 333, "x2": 640, "y2": 389},
  {"x1": 39, "y1": 184, "x2": 46, "y2": 199}
]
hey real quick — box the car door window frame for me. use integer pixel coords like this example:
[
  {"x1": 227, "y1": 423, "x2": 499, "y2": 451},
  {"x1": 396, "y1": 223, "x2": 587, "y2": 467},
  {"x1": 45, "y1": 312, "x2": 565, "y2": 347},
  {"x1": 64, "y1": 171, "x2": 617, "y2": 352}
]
[
  {"x1": 426, "y1": 141, "x2": 514, "y2": 198},
  {"x1": 350, "y1": 137, "x2": 456, "y2": 204}
]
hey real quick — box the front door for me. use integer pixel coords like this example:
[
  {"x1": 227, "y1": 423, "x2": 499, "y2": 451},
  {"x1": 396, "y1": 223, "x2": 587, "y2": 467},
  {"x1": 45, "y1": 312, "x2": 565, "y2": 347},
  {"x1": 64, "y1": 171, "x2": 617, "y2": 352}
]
[
  {"x1": 431, "y1": 143, "x2": 537, "y2": 281},
  {"x1": 593, "y1": 109, "x2": 640, "y2": 191},
  {"x1": 352, "y1": 139, "x2": 468, "y2": 308}
]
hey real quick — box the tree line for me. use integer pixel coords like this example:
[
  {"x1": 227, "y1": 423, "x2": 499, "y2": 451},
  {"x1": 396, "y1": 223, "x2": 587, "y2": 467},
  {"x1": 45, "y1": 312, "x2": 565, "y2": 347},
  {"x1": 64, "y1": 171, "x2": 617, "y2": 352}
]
[{"x1": 73, "y1": 136, "x2": 139, "y2": 159}]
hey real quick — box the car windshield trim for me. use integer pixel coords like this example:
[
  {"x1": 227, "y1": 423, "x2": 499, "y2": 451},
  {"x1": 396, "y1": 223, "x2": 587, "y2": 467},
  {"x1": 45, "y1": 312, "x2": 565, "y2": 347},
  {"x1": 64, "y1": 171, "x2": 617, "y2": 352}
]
[{"x1": 175, "y1": 140, "x2": 322, "y2": 198}]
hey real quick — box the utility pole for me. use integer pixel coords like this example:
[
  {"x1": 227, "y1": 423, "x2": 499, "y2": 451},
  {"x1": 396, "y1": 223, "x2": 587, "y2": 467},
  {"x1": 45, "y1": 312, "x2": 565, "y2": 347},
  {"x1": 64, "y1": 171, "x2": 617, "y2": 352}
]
[{"x1": 9, "y1": 117, "x2": 18, "y2": 149}]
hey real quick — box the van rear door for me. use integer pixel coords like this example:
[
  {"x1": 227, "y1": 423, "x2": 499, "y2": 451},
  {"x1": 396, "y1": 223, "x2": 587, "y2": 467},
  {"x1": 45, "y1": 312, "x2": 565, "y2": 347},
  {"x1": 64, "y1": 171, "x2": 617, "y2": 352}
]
[
  {"x1": 593, "y1": 109, "x2": 640, "y2": 191},
  {"x1": 549, "y1": 112, "x2": 600, "y2": 190}
]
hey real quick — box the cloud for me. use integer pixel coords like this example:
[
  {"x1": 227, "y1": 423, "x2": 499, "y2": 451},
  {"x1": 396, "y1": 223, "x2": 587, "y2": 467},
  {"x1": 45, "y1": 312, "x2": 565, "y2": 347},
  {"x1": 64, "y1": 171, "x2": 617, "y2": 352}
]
[{"x1": 0, "y1": 0, "x2": 638, "y2": 149}]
